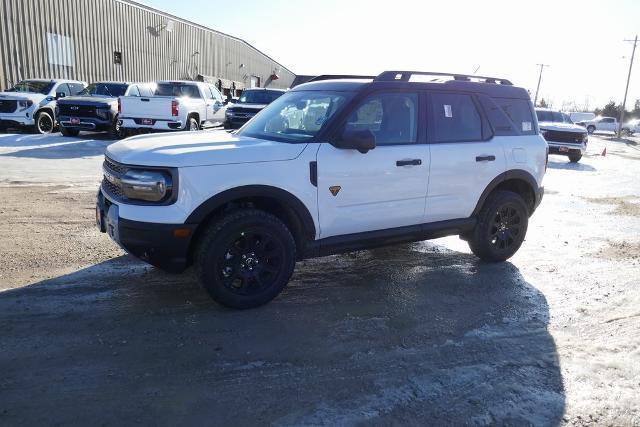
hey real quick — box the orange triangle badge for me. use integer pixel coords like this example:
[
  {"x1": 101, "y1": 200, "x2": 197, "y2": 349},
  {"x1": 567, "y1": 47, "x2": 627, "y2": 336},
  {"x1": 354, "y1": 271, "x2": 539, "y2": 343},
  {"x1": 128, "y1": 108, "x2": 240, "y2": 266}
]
[{"x1": 329, "y1": 186, "x2": 341, "y2": 196}]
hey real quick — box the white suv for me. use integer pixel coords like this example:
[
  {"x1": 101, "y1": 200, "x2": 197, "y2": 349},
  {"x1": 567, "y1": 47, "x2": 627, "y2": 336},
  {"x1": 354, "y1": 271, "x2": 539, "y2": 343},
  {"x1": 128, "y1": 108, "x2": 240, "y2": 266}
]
[
  {"x1": 97, "y1": 71, "x2": 547, "y2": 309},
  {"x1": 0, "y1": 79, "x2": 87, "y2": 134}
]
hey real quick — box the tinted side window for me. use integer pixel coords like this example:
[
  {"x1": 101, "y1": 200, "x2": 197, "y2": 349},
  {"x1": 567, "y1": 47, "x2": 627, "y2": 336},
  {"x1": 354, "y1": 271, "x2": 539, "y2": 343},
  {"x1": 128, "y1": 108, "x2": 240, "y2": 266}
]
[
  {"x1": 210, "y1": 85, "x2": 223, "y2": 101},
  {"x1": 430, "y1": 93, "x2": 482, "y2": 142},
  {"x1": 56, "y1": 83, "x2": 71, "y2": 97},
  {"x1": 345, "y1": 92, "x2": 418, "y2": 145},
  {"x1": 68, "y1": 83, "x2": 85, "y2": 95},
  {"x1": 602, "y1": 118, "x2": 614, "y2": 123},
  {"x1": 493, "y1": 98, "x2": 536, "y2": 135},
  {"x1": 127, "y1": 85, "x2": 140, "y2": 97}
]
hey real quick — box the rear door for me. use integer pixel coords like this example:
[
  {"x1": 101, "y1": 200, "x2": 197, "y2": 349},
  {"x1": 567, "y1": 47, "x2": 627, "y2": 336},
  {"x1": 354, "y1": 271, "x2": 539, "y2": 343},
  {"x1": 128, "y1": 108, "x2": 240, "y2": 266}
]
[
  {"x1": 204, "y1": 84, "x2": 225, "y2": 125},
  {"x1": 425, "y1": 91, "x2": 506, "y2": 223}
]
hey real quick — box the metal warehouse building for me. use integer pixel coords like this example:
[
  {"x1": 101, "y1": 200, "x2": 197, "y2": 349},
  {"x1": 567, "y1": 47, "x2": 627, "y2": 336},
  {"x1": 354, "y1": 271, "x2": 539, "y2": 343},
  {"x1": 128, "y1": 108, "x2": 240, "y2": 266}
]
[{"x1": 0, "y1": 0, "x2": 295, "y2": 95}]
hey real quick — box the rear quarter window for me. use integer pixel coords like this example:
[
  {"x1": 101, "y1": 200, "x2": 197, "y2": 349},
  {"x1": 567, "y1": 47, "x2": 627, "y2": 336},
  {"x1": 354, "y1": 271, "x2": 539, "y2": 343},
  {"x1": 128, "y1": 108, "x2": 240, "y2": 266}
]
[
  {"x1": 429, "y1": 93, "x2": 483, "y2": 142},
  {"x1": 493, "y1": 98, "x2": 537, "y2": 135}
]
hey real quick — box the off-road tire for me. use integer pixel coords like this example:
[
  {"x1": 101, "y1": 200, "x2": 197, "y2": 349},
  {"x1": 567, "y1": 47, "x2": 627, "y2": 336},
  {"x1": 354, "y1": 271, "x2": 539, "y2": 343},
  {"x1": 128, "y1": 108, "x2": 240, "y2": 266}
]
[
  {"x1": 587, "y1": 125, "x2": 595, "y2": 134},
  {"x1": 195, "y1": 209, "x2": 296, "y2": 309},
  {"x1": 468, "y1": 190, "x2": 529, "y2": 262},
  {"x1": 109, "y1": 116, "x2": 127, "y2": 139},
  {"x1": 35, "y1": 111, "x2": 54, "y2": 134},
  {"x1": 60, "y1": 127, "x2": 80, "y2": 137},
  {"x1": 186, "y1": 115, "x2": 200, "y2": 131},
  {"x1": 569, "y1": 154, "x2": 582, "y2": 163}
]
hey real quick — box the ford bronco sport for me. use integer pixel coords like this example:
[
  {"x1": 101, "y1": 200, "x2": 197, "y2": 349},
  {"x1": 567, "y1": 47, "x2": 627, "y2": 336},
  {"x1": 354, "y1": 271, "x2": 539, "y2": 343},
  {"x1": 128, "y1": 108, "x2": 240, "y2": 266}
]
[{"x1": 97, "y1": 71, "x2": 547, "y2": 309}]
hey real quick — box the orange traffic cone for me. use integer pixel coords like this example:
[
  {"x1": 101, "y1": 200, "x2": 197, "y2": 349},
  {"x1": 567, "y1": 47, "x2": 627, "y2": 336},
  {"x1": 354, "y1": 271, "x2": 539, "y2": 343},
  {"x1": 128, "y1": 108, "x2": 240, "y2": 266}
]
[{"x1": 601, "y1": 147, "x2": 607, "y2": 156}]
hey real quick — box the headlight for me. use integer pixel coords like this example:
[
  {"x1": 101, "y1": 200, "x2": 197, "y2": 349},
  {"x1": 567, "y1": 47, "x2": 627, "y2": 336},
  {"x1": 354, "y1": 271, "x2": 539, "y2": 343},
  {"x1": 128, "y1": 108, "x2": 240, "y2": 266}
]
[
  {"x1": 120, "y1": 169, "x2": 173, "y2": 202},
  {"x1": 96, "y1": 108, "x2": 111, "y2": 120},
  {"x1": 17, "y1": 100, "x2": 33, "y2": 110}
]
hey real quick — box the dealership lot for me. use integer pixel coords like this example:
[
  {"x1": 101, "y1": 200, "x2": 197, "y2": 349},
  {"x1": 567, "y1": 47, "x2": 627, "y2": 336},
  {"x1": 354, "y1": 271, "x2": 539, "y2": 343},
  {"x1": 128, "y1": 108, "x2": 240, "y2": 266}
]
[{"x1": 0, "y1": 132, "x2": 639, "y2": 424}]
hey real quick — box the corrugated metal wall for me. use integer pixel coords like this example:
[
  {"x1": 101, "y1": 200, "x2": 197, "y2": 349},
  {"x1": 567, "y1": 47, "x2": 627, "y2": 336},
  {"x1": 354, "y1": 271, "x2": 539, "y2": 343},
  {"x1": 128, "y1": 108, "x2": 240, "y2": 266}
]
[{"x1": 0, "y1": 0, "x2": 295, "y2": 90}]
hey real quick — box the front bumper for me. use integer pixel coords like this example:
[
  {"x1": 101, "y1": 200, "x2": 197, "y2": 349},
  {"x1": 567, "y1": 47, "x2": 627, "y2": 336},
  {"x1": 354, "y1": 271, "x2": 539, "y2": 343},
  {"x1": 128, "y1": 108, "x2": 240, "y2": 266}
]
[
  {"x1": 547, "y1": 142, "x2": 586, "y2": 156},
  {"x1": 97, "y1": 190, "x2": 196, "y2": 273},
  {"x1": 0, "y1": 112, "x2": 35, "y2": 128},
  {"x1": 59, "y1": 115, "x2": 112, "y2": 132}
]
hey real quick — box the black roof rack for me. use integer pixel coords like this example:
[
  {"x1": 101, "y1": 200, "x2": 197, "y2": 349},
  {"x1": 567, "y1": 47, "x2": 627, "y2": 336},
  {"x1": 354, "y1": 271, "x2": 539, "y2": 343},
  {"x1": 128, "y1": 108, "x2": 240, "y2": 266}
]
[
  {"x1": 307, "y1": 74, "x2": 376, "y2": 83},
  {"x1": 375, "y1": 71, "x2": 513, "y2": 86}
]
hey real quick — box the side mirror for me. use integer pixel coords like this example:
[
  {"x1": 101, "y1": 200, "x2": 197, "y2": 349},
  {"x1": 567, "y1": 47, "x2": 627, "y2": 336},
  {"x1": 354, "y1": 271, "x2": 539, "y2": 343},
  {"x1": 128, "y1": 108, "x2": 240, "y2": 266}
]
[
  {"x1": 338, "y1": 129, "x2": 376, "y2": 154},
  {"x1": 55, "y1": 92, "x2": 66, "y2": 100}
]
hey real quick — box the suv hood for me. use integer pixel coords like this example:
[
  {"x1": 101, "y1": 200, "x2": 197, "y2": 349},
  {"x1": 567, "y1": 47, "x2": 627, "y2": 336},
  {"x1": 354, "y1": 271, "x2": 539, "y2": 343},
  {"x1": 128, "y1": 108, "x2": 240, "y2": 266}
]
[
  {"x1": 106, "y1": 130, "x2": 307, "y2": 167},
  {"x1": 228, "y1": 103, "x2": 268, "y2": 111},
  {"x1": 0, "y1": 92, "x2": 46, "y2": 102},
  {"x1": 538, "y1": 122, "x2": 587, "y2": 133}
]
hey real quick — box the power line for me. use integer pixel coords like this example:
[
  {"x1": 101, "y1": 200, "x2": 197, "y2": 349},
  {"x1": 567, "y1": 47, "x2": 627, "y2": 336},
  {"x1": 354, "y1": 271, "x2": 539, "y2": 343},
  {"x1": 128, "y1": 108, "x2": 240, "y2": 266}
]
[
  {"x1": 533, "y1": 64, "x2": 550, "y2": 107},
  {"x1": 618, "y1": 35, "x2": 637, "y2": 137}
]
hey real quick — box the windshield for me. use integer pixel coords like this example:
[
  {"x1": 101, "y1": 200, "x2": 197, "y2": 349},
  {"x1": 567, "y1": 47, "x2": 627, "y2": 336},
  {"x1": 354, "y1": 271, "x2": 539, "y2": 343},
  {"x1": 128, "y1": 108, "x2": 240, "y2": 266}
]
[
  {"x1": 6, "y1": 80, "x2": 54, "y2": 95},
  {"x1": 238, "y1": 90, "x2": 354, "y2": 143},
  {"x1": 79, "y1": 83, "x2": 128, "y2": 97},
  {"x1": 154, "y1": 83, "x2": 200, "y2": 98},
  {"x1": 238, "y1": 90, "x2": 284, "y2": 105},
  {"x1": 536, "y1": 110, "x2": 573, "y2": 123}
]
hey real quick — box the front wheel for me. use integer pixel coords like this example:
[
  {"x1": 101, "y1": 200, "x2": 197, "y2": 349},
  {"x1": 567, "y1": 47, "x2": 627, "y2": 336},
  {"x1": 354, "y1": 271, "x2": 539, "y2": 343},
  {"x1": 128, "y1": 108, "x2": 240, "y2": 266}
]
[
  {"x1": 35, "y1": 111, "x2": 55, "y2": 134},
  {"x1": 569, "y1": 154, "x2": 582, "y2": 163},
  {"x1": 194, "y1": 209, "x2": 296, "y2": 309},
  {"x1": 468, "y1": 191, "x2": 529, "y2": 262}
]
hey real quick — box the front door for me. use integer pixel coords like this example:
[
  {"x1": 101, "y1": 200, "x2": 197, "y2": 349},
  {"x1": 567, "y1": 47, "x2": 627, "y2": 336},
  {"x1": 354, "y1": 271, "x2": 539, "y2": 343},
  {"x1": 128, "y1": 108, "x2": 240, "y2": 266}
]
[{"x1": 317, "y1": 91, "x2": 429, "y2": 238}]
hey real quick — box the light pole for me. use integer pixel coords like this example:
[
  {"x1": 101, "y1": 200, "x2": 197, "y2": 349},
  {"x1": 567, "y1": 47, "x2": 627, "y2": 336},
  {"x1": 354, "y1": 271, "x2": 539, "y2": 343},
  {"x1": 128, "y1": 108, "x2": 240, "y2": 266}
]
[
  {"x1": 533, "y1": 64, "x2": 549, "y2": 107},
  {"x1": 618, "y1": 35, "x2": 637, "y2": 137}
]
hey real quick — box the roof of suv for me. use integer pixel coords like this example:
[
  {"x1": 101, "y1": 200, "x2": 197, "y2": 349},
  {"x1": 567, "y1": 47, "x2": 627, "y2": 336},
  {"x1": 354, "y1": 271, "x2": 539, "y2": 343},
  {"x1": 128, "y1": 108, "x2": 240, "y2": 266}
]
[{"x1": 291, "y1": 71, "x2": 530, "y2": 100}]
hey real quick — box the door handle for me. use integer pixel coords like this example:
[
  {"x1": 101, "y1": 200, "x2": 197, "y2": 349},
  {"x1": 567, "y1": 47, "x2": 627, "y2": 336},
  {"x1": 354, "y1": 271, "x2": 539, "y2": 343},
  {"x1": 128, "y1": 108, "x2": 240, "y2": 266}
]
[
  {"x1": 476, "y1": 155, "x2": 496, "y2": 162},
  {"x1": 396, "y1": 159, "x2": 422, "y2": 167}
]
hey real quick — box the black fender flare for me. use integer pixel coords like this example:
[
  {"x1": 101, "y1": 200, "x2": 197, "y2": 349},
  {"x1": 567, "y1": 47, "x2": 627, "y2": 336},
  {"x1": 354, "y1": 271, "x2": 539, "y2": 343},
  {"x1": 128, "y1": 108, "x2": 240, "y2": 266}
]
[
  {"x1": 471, "y1": 169, "x2": 539, "y2": 217},
  {"x1": 185, "y1": 185, "x2": 316, "y2": 240}
]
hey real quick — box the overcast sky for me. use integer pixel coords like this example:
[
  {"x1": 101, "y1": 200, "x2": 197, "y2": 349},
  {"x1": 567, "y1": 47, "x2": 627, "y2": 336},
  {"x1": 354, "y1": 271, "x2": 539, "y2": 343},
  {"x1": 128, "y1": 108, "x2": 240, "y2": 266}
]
[{"x1": 143, "y1": 0, "x2": 639, "y2": 111}]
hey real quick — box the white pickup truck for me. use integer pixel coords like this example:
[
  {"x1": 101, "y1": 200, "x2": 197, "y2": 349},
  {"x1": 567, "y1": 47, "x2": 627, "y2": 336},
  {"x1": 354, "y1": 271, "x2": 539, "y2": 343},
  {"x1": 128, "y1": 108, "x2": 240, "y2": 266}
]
[
  {"x1": 575, "y1": 116, "x2": 618, "y2": 134},
  {"x1": 119, "y1": 80, "x2": 227, "y2": 133}
]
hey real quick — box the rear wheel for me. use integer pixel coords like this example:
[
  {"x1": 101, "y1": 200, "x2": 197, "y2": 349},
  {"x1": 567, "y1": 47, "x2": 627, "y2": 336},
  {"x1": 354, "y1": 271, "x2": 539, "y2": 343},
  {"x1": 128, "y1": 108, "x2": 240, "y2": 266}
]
[
  {"x1": 35, "y1": 111, "x2": 54, "y2": 134},
  {"x1": 60, "y1": 127, "x2": 80, "y2": 137},
  {"x1": 569, "y1": 154, "x2": 582, "y2": 163},
  {"x1": 468, "y1": 191, "x2": 529, "y2": 262},
  {"x1": 587, "y1": 125, "x2": 595, "y2": 134},
  {"x1": 195, "y1": 209, "x2": 296, "y2": 309},
  {"x1": 187, "y1": 116, "x2": 200, "y2": 131},
  {"x1": 109, "y1": 116, "x2": 127, "y2": 139}
]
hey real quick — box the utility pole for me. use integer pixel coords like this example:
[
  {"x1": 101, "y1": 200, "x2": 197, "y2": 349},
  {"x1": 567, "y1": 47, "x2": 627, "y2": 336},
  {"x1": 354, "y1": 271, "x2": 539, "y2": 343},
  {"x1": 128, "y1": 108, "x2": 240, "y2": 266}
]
[
  {"x1": 618, "y1": 35, "x2": 637, "y2": 137},
  {"x1": 533, "y1": 64, "x2": 549, "y2": 107}
]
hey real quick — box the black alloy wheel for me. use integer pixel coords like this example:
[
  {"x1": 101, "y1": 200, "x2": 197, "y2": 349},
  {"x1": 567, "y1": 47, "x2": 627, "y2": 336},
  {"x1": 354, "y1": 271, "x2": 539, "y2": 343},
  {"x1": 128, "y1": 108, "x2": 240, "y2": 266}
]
[{"x1": 36, "y1": 111, "x2": 54, "y2": 134}]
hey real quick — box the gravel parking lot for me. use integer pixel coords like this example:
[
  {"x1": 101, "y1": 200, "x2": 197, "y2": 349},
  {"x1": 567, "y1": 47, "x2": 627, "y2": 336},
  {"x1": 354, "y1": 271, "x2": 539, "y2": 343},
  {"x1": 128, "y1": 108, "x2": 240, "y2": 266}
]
[{"x1": 0, "y1": 131, "x2": 639, "y2": 425}]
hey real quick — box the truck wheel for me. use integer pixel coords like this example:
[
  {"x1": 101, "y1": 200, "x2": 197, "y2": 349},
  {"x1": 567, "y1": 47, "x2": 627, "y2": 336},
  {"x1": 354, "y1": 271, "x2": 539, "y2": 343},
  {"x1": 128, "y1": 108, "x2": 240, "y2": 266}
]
[
  {"x1": 569, "y1": 154, "x2": 582, "y2": 163},
  {"x1": 468, "y1": 191, "x2": 529, "y2": 262},
  {"x1": 587, "y1": 125, "x2": 595, "y2": 134},
  {"x1": 195, "y1": 209, "x2": 296, "y2": 309},
  {"x1": 60, "y1": 127, "x2": 80, "y2": 137},
  {"x1": 35, "y1": 111, "x2": 54, "y2": 134},
  {"x1": 109, "y1": 117, "x2": 127, "y2": 139},
  {"x1": 187, "y1": 116, "x2": 200, "y2": 131}
]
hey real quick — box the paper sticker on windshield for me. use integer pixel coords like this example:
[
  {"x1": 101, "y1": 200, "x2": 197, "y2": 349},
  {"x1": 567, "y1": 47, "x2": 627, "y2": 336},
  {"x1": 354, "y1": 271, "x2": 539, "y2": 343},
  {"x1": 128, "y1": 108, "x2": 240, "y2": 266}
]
[
  {"x1": 522, "y1": 121, "x2": 532, "y2": 132},
  {"x1": 444, "y1": 105, "x2": 452, "y2": 118}
]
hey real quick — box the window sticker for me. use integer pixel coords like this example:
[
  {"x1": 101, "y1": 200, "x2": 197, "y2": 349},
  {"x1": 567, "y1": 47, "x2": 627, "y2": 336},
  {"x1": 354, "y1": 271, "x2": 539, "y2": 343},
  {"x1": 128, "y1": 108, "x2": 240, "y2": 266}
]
[
  {"x1": 522, "y1": 121, "x2": 532, "y2": 132},
  {"x1": 444, "y1": 104, "x2": 452, "y2": 118}
]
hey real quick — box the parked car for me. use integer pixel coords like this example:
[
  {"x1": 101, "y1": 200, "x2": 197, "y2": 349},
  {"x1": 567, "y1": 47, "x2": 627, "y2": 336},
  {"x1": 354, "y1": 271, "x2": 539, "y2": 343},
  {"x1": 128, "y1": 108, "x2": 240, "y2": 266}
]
[
  {"x1": 568, "y1": 111, "x2": 595, "y2": 124},
  {"x1": 621, "y1": 118, "x2": 640, "y2": 136},
  {"x1": 224, "y1": 88, "x2": 286, "y2": 129},
  {"x1": 57, "y1": 82, "x2": 154, "y2": 138},
  {"x1": 536, "y1": 109, "x2": 588, "y2": 163},
  {"x1": 0, "y1": 79, "x2": 86, "y2": 134},
  {"x1": 96, "y1": 70, "x2": 547, "y2": 309},
  {"x1": 119, "y1": 80, "x2": 226, "y2": 133},
  {"x1": 575, "y1": 116, "x2": 618, "y2": 134}
]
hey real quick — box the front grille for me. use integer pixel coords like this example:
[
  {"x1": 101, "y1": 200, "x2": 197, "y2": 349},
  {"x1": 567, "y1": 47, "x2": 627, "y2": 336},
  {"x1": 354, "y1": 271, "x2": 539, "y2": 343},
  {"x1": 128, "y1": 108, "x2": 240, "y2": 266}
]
[
  {"x1": 543, "y1": 130, "x2": 585, "y2": 144},
  {"x1": 102, "y1": 177, "x2": 124, "y2": 199},
  {"x1": 101, "y1": 157, "x2": 128, "y2": 200},
  {"x1": 0, "y1": 100, "x2": 17, "y2": 113},
  {"x1": 58, "y1": 104, "x2": 97, "y2": 117},
  {"x1": 104, "y1": 157, "x2": 128, "y2": 174},
  {"x1": 229, "y1": 107, "x2": 261, "y2": 114}
]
